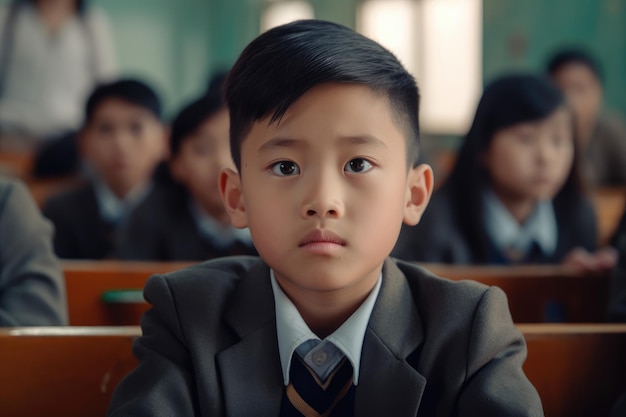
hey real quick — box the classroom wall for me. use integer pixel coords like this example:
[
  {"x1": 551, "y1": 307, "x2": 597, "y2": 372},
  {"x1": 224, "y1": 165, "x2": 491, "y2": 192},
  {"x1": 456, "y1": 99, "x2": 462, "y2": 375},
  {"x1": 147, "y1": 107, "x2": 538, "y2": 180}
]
[
  {"x1": 2, "y1": 0, "x2": 624, "y2": 122},
  {"x1": 483, "y1": 0, "x2": 626, "y2": 117}
]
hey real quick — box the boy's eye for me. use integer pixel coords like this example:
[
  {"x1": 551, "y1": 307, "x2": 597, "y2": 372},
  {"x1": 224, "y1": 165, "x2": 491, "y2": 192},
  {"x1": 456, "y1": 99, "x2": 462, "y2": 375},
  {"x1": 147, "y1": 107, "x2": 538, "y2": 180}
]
[
  {"x1": 345, "y1": 158, "x2": 373, "y2": 173},
  {"x1": 270, "y1": 161, "x2": 300, "y2": 176},
  {"x1": 130, "y1": 122, "x2": 145, "y2": 137}
]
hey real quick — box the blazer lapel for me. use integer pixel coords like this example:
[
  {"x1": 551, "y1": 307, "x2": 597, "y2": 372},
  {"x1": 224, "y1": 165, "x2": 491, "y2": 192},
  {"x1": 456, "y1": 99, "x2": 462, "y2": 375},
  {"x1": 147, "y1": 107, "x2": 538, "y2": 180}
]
[
  {"x1": 355, "y1": 258, "x2": 427, "y2": 416},
  {"x1": 216, "y1": 260, "x2": 284, "y2": 417}
]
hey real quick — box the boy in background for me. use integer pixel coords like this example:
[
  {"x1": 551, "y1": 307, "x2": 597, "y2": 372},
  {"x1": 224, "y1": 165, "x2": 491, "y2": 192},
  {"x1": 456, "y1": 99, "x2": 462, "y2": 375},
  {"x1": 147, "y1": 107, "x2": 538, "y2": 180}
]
[
  {"x1": 43, "y1": 79, "x2": 167, "y2": 259},
  {"x1": 108, "y1": 20, "x2": 543, "y2": 416},
  {"x1": 117, "y1": 74, "x2": 256, "y2": 261},
  {"x1": 547, "y1": 47, "x2": 626, "y2": 187}
]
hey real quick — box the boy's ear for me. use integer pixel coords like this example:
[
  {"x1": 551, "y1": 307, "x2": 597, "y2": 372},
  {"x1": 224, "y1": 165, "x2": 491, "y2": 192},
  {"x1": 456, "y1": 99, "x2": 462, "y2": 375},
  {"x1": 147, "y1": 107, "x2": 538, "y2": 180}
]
[
  {"x1": 403, "y1": 163, "x2": 434, "y2": 226},
  {"x1": 218, "y1": 168, "x2": 248, "y2": 228}
]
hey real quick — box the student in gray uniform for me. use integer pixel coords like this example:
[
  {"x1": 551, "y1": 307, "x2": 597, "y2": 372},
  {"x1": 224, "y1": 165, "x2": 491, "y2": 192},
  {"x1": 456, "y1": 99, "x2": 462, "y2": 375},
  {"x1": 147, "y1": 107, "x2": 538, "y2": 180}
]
[
  {"x1": 43, "y1": 79, "x2": 167, "y2": 259},
  {"x1": 0, "y1": 175, "x2": 67, "y2": 326}
]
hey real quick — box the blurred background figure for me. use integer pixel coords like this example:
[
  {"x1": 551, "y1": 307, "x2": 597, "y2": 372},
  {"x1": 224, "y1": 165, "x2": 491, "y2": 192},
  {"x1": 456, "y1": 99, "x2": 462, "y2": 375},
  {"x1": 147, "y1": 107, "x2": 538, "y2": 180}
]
[
  {"x1": 0, "y1": 174, "x2": 67, "y2": 326},
  {"x1": 0, "y1": 0, "x2": 116, "y2": 150},
  {"x1": 118, "y1": 71, "x2": 256, "y2": 261},
  {"x1": 547, "y1": 47, "x2": 626, "y2": 187},
  {"x1": 42, "y1": 79, "x2": 167, "y2": 259},
  {"x1": 393, "y1": 73, "x2": 616, "y2": 271}
]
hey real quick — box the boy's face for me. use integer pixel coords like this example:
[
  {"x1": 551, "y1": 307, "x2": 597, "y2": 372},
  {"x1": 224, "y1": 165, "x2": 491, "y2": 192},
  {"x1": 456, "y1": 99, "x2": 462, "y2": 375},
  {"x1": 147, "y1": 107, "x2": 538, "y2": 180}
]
[
  {"x1": 484, "y1": 107, "x2": 574, "y2": 203},
  {"x1": 220, "y1": 83, "x2": 432, "y2": 300},
  {"x1": 80, "y1": 98, "x2": 167, "y2": 196},
  {"x1": 551, "y1": 63, "x2": 602, "y2": 140},
  {"x1": 171, "y1": 109, "x2": 233, "y2": 213}
]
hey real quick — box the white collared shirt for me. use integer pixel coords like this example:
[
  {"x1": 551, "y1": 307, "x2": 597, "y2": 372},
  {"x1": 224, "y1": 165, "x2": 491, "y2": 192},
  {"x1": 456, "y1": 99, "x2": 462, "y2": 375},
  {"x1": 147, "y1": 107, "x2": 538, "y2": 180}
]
[
  {"x1": 483, "y1": 189, "x2": 558, "y2": 257},
  {"x1": 271, "y1": 269, "x2": 382, "y2": 386},
  {"x1": 189, "y1": 199, "x2": 253, "y2": 249},
  {"x1": 93, "y1": 180, "x2": 152, "y2": 225}
]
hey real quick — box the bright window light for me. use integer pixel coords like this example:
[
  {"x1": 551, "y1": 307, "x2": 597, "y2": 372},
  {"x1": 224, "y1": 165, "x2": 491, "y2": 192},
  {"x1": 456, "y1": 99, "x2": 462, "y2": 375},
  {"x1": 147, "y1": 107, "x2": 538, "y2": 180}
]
[
  {"x1": 358, "y1": 0, "x2": 482, "y2": 135},
  {"x1": 357, "y1": 0, "x2": 419, "y2": 78},
  {"x1": 261, "y1": 1, "x2": 315, "y2": 32}
]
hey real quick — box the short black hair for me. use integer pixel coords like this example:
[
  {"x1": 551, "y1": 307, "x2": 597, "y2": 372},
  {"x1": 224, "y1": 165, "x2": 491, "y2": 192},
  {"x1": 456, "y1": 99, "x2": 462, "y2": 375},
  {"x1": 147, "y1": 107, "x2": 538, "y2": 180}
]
[
  {"x1": 224, "y1": 19, "x2": 420, "y2": 171},
  {"x1": 170, "y1": 79, "x2": 226, "y2": 157},
  {"x1": 84, "y1": 79, "x2": 162, "y2": 124},
  {"x1": 546, "y1": 47, "x2": 603, "y2": 84}
]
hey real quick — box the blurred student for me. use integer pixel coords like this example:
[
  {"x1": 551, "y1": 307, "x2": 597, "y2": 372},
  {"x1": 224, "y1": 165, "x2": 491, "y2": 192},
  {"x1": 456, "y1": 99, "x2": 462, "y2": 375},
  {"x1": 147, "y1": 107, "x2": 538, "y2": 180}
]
[
  {"x1": 43, "y1": 79, "x2": 167, "y2": 259},
  {"x1": 0, "y1": 0, "x2": 116, "y2": 148},
  {"x1": 609, "y1": 228, "x2": 626, "y2": 322},
  {"x1": 393, "y1": 73, "x2": 616, "y2": 271},
  {"x1": 118, "y1": 81, "x2": 256, "y2": 261},
  {"x1": 0, "y1": 175, "x2": 68, "y2": 326},
  {"x1": 547, "y1": 47, "x2": 626, "y2": 187}
]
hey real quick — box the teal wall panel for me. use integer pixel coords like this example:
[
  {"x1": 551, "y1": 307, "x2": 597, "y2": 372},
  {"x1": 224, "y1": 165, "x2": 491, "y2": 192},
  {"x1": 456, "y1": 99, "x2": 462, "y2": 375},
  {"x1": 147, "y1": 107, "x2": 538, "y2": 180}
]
[{"x1": 484, "y1": 0, "x2": 626, "y2": 117}]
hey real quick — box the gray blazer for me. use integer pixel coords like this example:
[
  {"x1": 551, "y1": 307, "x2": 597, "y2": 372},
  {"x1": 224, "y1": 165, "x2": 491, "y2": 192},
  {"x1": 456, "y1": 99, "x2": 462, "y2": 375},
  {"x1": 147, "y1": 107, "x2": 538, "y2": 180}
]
[
  {"x1": 0, "y1": 176, "x2": 68, "y2": 325},
  {"x1": 107, "y1": 256, "x2": 543, "y2": 417}
]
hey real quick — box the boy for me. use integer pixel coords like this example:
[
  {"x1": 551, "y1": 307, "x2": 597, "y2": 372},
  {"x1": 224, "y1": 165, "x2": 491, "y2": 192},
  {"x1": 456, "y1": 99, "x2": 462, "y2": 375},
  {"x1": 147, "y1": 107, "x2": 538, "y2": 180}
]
[
  {"x1": 117, "y1": 75, "x2": 256, "y2": 261},
  {"x1": 547, "y1": 48, "x2": 626, "y2": 186},
  {"x1": 108, "y1": 20, "x2": 543, "y2": 416},
  {"x1": 43, "y1": 79, "x2": 167, "y2": 259}
]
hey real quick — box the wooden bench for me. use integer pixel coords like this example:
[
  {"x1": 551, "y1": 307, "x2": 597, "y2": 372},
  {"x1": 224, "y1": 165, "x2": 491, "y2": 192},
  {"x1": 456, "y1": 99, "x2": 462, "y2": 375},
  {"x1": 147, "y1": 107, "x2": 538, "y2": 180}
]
[
  {"x1": 26, "y1": 175, "x2": 84, "y2": 208},
  {"x1": 0, "y1": 147, "x2": 34, "y2": 179},
  {"x1": 426, "y1": 263, "x2": 610, "y2": 323},
  {"x1": 62, "y1": 260, "x2": 193, "y2": 326},
  {"x1": 520, "y1": 323, "x2": 626, "y2": 417},
  {"x1": 0, "y1": 326, "x2": 140, "y2": 417},
  {"x1": 61, "y1": 261, "x2": 610, "y2": 325}
]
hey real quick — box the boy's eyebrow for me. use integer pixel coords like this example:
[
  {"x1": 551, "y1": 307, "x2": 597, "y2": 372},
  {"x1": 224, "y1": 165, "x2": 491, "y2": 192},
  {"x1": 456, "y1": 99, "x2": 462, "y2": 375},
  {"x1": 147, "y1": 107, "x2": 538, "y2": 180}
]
[
  {"x1": 258, "y1": 135, "x2": 388, "y2": 152},
  {"x1": 258, "y1": 137, "x2": 302, "y2": 152},
  {"x1": 338, "y1": 135, "x2": 388, "y2": 149}
]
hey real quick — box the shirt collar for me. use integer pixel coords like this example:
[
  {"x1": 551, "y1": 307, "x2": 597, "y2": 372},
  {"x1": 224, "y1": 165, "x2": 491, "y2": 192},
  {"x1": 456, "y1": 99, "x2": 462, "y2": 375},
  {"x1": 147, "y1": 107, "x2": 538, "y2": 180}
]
[
  {"x1": 483, "y1": 189, "x2": 557, "y2": 256},
  {"x1": 188, "y1": 199, "x2": 253, "y2": 248},
  {"x1": 93, "y1": 179, "x2": 152, "y2": 225},
  {"x1": 271, "y1": 269, "x2": 382, "y2": 386}
]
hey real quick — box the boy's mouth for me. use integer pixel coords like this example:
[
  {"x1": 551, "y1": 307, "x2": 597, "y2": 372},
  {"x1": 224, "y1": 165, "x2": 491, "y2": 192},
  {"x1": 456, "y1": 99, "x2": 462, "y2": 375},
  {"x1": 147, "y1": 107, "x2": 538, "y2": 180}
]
[{"x1": 298, "y1": 229, "x2": 347, "y2": 247}]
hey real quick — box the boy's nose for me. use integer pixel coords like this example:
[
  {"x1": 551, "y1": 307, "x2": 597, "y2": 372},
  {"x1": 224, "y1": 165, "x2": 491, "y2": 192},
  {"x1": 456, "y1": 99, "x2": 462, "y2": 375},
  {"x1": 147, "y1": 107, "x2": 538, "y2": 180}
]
[{"x1": 300, "y1": 174, "x2": 344, "y2": 219}]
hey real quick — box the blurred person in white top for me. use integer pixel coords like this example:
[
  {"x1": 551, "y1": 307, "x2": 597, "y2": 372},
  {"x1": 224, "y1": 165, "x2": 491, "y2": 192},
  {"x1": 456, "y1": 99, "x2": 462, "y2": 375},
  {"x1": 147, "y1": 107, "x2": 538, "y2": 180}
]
[{"x1": 0, "y1": 0, "x2": 116, "y2": 148}]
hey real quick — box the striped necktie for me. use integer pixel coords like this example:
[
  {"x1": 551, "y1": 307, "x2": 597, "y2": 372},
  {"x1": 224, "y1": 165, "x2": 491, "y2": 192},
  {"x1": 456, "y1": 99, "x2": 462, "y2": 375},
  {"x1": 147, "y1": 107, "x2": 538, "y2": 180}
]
[{"x1": 283, "y1": 351, "x2": 355, "y2": 417}]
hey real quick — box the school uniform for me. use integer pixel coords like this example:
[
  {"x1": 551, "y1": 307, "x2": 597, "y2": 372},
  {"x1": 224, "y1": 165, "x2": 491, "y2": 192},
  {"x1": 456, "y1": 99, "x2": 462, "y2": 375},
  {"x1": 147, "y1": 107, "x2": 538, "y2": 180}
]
[
  {"x1": 584, "y1": 112, "x2": 626, "y2": 187},
  {"x1": 43, "y1": 181, "x2": 152, "y2": 259},
  {"x1": 117, "y1": 184, "x2": 257, "y2": 261},
  {"x1": 107, "y1": 256, "x2": 544, "y2": 417},
  {"x1": 0, "y1": 176, "x2": 67, "y2": 325},
  {"x1": 392, "y1": 187, "x2": 597, "y2": 264}
]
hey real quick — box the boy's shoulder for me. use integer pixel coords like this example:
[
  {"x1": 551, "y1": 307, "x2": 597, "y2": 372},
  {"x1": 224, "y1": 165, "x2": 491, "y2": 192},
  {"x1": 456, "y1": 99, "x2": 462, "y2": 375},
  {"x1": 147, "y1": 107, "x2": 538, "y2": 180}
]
[
  {"x1": 161, "y1": 255, "x2": 262, "y2": 282},
  {"x1": 154, "y1": 255, "x2": 266, "y2": 303},
  {"x1": 43, "y1": 182, "x2": 95, "y2": 216}
]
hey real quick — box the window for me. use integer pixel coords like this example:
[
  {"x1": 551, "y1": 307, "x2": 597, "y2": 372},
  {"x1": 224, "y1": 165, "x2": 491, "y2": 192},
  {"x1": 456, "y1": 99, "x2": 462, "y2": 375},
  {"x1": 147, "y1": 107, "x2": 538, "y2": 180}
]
[
  {"x1": 261, "y1": 1, "x2": 315, "y2": 32},
  {"x1": 357, "y1": 0, "x2": 482, "y2": 135}
]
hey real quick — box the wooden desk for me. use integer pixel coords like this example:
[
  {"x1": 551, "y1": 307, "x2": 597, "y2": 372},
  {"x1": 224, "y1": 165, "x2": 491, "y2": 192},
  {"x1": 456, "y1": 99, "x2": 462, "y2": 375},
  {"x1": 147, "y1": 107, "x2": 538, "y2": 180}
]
[
  {"x1": 1, "y1": 324, "x2": 624, "y2": 417},
  {"x1": 520, "y1": 323, "x2": 626, "y2": 417},
  {"x1": 0, "y1": 326, "x2": 140, "y2": 417}
]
